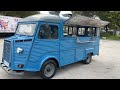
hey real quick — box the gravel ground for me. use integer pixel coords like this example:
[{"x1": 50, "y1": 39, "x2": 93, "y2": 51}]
[{"x1": 0, "y1": 38, "x2": 120, "y2": 79}]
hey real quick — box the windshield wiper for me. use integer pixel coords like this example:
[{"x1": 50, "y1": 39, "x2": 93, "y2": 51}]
[
  {"x1": 16, "y1": 30, "x2": 28, "y2": 36},
  {"x1": 16, "y1": 30, "x2": 20, "y2": 34},
  {"x1": 23, "y1": 31, "x2": 29, "y2": 36}
]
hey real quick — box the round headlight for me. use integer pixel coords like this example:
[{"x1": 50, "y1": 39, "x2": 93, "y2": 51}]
[{"x1": 17, "y1": 47, "x2": 23, "y2": 53}]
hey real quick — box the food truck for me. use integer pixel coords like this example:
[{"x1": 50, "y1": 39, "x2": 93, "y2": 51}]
[{"x1": 1, "y1": 14, "x2": 109, "y2": 79}]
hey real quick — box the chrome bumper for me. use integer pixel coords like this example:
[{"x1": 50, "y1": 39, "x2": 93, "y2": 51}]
[{"x1": 0, "y1": 62, "x2": 24, "y2": 75}]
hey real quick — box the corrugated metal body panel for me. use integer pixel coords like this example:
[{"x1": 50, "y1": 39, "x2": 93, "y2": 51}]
[
  {"x1": 14, "y1": 41, "x2": 32, "y2": 64},
  {"x1": 59, "y1": 37, "x2": 99, "y2": 66},
  {"x1": 29, "y1": 40, "x2": 59, "y2": 62}
]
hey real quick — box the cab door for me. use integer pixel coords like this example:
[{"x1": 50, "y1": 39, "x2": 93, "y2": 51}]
[{"x1": 28, "y1": 22, "x2": 60, "y2": 69}]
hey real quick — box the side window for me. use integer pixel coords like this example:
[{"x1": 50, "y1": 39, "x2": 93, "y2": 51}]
[
  {"x1": 72, "y1": 27, "x2": 77, "y2": 37},
  {"x1": 64, "y1": 26, "x2": 69, "y2": 36},
  {"x1": 87, "y1": 27, "x2": 96, "y2": 37},
  {"x1": 68, "y1": 27, "x2": 72, "y2": 36},
  {"x1": 78, "y1": 28, "x2": 85, "y2": 36},
  {"x1": 63, "y1": 26, "x2": 77, "y2": 37},
  {"x1": 39, "y1": 24, "x2": 58, "y2": 39}
]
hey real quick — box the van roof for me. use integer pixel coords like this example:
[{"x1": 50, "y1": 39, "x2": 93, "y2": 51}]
[
  {"x1": 65, "y1": 15, "x2": 109, "y2": 27},
  {"x1": 19, "y1": 14, "x2": 61, "y2": 23},
  {"x1": 19, "y1": 14, "x2": 109, "y2": 28}
]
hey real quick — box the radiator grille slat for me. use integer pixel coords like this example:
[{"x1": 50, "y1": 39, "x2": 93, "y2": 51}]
[{"x1": 3, "y1": 41, "x2": 11, "y2": 64}]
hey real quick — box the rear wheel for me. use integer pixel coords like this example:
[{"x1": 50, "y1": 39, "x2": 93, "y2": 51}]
[
  {"x1": 82, "y1": 53, "x2": 92, "y2": 64},
  {"x1": 40, "y1": 60, "x2": 57, "y2": 79}
]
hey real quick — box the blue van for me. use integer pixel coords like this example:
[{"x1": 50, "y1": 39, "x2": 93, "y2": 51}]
[{"x1": 1, "y1": 14, "x2": 109, "y2": 79}]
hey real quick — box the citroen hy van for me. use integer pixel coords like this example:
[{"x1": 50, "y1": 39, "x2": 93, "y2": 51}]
[{"x1": 1, "y1": 14, "x2": 109, "y2": 79}]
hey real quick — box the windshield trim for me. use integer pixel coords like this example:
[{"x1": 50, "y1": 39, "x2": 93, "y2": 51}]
[{"x1": 15, "y1": 22, "x2": 38, "y2": 36}]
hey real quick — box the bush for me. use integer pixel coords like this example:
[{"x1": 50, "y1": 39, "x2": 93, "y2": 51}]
[
  {"x1": 100, "y1": 33, "x2": 111, "y2": 37},
  {"x1": 106, "y1": 35, "x2": 120, "y2": 40},
  {"x1": 100, "y1": 32, "x2": 120, "y2": 40}
]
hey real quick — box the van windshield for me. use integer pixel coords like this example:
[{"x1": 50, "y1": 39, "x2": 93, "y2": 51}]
[{"x1": 16, "y1": 23, "x2": 36, "y2": 36}]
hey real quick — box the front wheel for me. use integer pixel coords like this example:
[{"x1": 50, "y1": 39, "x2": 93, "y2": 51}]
[
  {"x1": 40, "y1": 60, "x2": 57, "y2": 79},
  {"x1": 82, "y1": 53, "x2": 92, "y2": 64}
]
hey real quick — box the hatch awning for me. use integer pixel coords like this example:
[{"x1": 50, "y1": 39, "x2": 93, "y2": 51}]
[{"x1": 64, "y1": 15, "x2": 109, "y2": 27}]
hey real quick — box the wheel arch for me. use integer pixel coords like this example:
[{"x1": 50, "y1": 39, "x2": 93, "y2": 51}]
[
  {"x1": 85, "y1": 48, "x2": 94, "y2": 56},
  {"x1": 39, "y1": 56, "x2": 59, "y2": 71}
]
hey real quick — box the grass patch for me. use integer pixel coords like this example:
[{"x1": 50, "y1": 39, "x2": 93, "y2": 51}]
[
  {"x1": 106, "y1": 35, "x2": 120, "y2": 40},
  {"x1": 101, "y1": 33, "x2": 120, "y2": 40}
]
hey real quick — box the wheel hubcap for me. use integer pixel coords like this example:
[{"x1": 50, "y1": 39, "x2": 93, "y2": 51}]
[
  {"x1": 86, "y1": 55, "x2": 91, "y2": 63},
  {"x1": 44, "y1": 63, "x2": 55, "y2": 77}
]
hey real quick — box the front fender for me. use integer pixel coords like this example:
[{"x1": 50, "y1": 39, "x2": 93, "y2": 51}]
[{"x1": 38, "y1": 55, "x2": 59, "y2": 70}]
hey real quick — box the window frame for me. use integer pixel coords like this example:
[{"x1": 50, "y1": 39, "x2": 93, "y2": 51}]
[
  {"x1": 15, "y1": 22, "x2": 37, "y2": 36},
  {"x1": 77, "y1": 27, "x2": 86, "y2": 36},
  {"x1": 63, "y1": 25, "x2": 97, "y2": 37},
  {"x1": 38, "y1": 23, "x2": 59, "y2": 40},
  {"x1": 87, "y1": 27, "x2": 97, "y2": 37}
]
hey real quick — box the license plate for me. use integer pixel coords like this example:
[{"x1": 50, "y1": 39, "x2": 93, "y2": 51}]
[{"x1": 4, "y1": 60, "x2": 9, "y2": 67}]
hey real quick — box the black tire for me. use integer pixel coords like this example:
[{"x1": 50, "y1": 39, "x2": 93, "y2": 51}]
[
  {"x1": 40, "y1": 60, "x2": 57, "y2": 79},
  {"x1": 82, "y1": 53, "x2": 92, "y2": 64}
]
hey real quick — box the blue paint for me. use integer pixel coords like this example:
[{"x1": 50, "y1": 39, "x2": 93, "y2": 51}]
[{"x1": 1, "y1": 14, "x2": 101, "y2": 73}]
